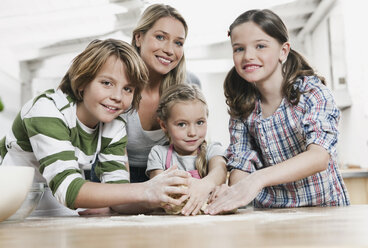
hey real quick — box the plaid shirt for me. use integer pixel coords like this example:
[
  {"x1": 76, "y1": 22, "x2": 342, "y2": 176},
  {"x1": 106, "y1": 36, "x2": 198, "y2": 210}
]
[{"x1": 226, "y1": 76, "x2": 350, "y2": 207}]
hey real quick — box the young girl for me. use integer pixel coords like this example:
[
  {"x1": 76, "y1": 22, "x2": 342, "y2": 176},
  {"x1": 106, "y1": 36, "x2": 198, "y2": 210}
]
[
  {"x1": 0, "y1": 39, "x2": 190, "y2": 216},
  {"x1": 146, "y1": 84, "x2": 227, "y2": 216},
  {"x1": 206, "y1": 9, "x2": 350, "y2": 215}
]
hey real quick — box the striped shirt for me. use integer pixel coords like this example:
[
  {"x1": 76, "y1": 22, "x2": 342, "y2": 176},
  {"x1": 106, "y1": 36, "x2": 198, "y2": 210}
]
[
  {"x1": 0, "y1": 89, "x2": 129, "y2": 209},
  {"x1": 226, "y1": 76, "x2": 350, "y2": 207}
]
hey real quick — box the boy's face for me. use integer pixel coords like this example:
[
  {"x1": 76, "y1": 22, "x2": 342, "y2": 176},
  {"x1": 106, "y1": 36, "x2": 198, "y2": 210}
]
[{"x1": 77, "y1": 56, "x2": 135, "y2": 128}]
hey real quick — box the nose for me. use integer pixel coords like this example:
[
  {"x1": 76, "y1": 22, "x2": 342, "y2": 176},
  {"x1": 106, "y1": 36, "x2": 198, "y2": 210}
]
[
  {"x1": 162, "y1": 41, "x2": 174, "y2": 56},
  {"x1": 187, "y1": 125, "x2": 196, "y2": 137},
  {"x1": 243, "y1": 48, "x2": 254, "y2": 61},
  {"x1": 110, "y1": 89, "x2": 122, "y2": 102}
]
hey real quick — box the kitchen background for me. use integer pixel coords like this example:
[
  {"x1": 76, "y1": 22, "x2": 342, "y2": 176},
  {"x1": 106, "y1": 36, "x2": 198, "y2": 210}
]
[{"x1": 0, "y1": 0, "x2": 367, "y2": 169}]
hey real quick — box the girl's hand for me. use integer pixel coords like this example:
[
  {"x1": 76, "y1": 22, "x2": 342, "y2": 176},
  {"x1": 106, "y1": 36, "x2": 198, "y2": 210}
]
[
  {"x1": 180, "y1": 177, "x2": 215, "y2": 216},
  {"x1": 205, "y1": 172, "x2": 263, "y2": 215},
  {"x1": 143, "y1": 165, "x2": 190, "y2": 208}
]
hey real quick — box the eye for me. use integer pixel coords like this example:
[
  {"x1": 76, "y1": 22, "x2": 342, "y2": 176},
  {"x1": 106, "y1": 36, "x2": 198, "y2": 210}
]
[
  {"x1": 197, "y1": 120, "x2": 205, "y2": 126},
  {"x1": 102, "y1": 81, "x2": 112, "y2": 87},
  {"x1": 233, "y1": 47, "x2": 244, "y2": 53},
  {"x1": 256, "y1": 44, "x2": 266, "y2": 49},
  {"x1": 175, "y1": 40, "x2": 184, "y2": 47},
  {"x1": 156, "y1": 35, "x2": 164, "y2": 41},
  {"x1": 177, "y1": 122, "x2": 186, "y2": 127},
  {"x1": 123, "y1": 86, "x2": 134, "y2": 93}
]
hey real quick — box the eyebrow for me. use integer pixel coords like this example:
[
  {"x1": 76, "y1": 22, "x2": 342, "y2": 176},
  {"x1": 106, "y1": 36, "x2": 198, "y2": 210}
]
[
  {"x1": 155, "y1": 30, "x2": 185, "y2": 40},
  {"x1": 232, "y1": 39, "x2": 271, "y2": 46}
]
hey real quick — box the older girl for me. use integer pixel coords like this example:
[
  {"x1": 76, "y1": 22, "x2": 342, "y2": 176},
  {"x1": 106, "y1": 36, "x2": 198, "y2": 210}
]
[{"x1": 206, "y1": 9, "x2": 349, "y2": 214}]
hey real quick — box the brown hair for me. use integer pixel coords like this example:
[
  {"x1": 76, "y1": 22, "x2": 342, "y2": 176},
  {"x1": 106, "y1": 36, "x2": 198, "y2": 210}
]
[
  {"x1": 58, "y1": 39, "x2": 148, "y2": 112},
  {"x1": 131, "y1": 4, "x2": 188, "y2": 95},
  {"x1": 225, "y1": 9, "x2": 325, "y2": 119},
  {"x1": 157, "y1": 84, "x2": 208, "y2": 178}
]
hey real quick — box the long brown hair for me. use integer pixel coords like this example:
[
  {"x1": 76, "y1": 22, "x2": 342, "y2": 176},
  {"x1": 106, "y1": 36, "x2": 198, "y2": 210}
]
[
  {"x1": 157, "y1": 84, "x2": 208, "y2": 178},
  {"x1": 131, "y1": 4, "x2": 188, "y2": 95},
  {"x1": 225, "y1": 9, "x2": 325, "y2": 119},
  {"x1": 58, "y1": 39, "x2": 148, "y2": 112}
]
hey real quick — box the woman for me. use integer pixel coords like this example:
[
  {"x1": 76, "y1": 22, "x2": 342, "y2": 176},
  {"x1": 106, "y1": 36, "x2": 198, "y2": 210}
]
[{"x1": 125, "y1": 4, "x2": 190, "y2": 182}]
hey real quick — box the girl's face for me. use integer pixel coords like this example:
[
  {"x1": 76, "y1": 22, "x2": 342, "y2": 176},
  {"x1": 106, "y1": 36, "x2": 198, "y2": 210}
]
[
  {"x1": 231, "y1": 22, "x2": 289, "y2": 86},
  {"x1": 77, "y1": 56, "x2": 135, "y2": 128},
  {"x1": 135, "y1": 16, "x2": 186, "y2": 78},
  {"x1": 160, "y1": 100, "x2": 207, "y2": 156}
]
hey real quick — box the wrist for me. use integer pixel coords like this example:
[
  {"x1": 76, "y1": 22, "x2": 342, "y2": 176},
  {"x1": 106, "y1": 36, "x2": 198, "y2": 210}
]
[{"x1": 250, "y1": 170, "x2": 266, "y2": 190}]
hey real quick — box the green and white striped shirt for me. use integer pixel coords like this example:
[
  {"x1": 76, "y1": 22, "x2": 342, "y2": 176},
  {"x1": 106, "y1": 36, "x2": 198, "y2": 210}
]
[{"x1": 0, "y1": 89, "x2": 129, "y2": 209}]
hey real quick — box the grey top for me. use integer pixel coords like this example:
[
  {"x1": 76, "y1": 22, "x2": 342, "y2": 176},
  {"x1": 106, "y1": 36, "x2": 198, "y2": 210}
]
[
  {"x1": 146, "y1": 142, "x2": 226, "y2": 175},
  {"x1": 122, "y1": 111, "x2": 167, "y2": 168}
]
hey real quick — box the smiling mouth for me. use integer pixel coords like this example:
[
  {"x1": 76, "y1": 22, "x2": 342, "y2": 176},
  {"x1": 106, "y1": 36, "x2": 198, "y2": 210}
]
[
  {"x1": 101, "y1": 104, "x2": 119, "y2": 112},
  {"x1": 157, "y1": 56, "x2": 172, "y2": 65},
  {"x1": 243, "y1": 64, "x2": 261, "y2": 71}
]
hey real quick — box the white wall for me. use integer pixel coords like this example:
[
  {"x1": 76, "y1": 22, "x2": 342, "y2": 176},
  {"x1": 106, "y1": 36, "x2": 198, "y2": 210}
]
[
  {"x1": 338, "y1": 0, "x2": 368, "y2": 168},
  {"x1": 306, "y1": 0, "x2": 368, "y2": 168}
]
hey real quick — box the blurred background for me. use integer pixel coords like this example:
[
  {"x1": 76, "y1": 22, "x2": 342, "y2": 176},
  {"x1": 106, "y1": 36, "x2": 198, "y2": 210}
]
[{"x1": 0, "y1": 0, "x2": 367, "y2": 169}]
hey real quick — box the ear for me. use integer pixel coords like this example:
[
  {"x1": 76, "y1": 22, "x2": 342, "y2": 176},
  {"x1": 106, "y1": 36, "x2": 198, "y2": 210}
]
[
  {"x1": 279, "y1": 41, "x2": 290, "y2": 64},
  {"x1": 135, "y1": 33, "x2": 142, "y2": 48},
  {"x1": 158, "y1": 118, "x2": 168, "y2": 133}
]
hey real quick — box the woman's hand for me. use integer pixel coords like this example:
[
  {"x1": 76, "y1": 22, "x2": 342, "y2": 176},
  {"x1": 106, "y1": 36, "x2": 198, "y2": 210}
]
[
  {"x1": 205, "y1": 172, "x2": 263, "y2": 215},
  {"x1": 180, "y1": 177, "x2": 215, "y2": 216},
  {"x1": 143, "y1": 165, "x2": 190, "y2": 208}
]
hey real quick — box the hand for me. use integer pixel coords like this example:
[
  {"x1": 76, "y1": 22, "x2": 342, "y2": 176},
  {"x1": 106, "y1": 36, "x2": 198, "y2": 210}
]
[
  {"x1": 181, "y1": 177, "x2": 215, "y2": 216},
  {"x1": 208, "y1": 183, "x2": 230, "y2": 204},
  {"x1": 205, "y1": 172, "x2": 263, "y2": 215},
  {"x1": 143, "y1": 165, "x2": 190, "y2": 209},
  {"x1": 78, "y1": 207, "x2": 114, "y2": 216}
]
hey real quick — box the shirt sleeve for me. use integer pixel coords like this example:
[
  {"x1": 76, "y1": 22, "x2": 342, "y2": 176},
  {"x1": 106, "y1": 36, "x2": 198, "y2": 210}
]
[
  {"x1": 24, "y1": 98, "x2": 85, "y2": 210},
  {"x1": 96, "y1": 119, "x2": 130, "y2": 184},
  {"x1": 206, "y1": 142, "x2": 226, "y2": 161},
  {"x1": 301, "y1": 77, "x2": 340, "y2": 155},
  {"x1": 226, "y1": 117, "x2": 263, "y2": 173},
  {"x1": 146, "y1": 145, "x2": 166, "y2": 175}
]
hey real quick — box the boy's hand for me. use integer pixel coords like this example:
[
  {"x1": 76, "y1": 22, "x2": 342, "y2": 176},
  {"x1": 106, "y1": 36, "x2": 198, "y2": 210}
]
[{"x1": 143, "y1": 165, "x2": 190, "y2": 208}]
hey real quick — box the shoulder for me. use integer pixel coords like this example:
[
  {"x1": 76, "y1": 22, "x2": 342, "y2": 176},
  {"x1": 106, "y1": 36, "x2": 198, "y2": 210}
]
[
  {"x1": 295, "y1": 76, "x2": 335, "y2": 105},
  {"x1": 206, "y1": 142, "x2": 226, "y2": 157},
  {"x1": 150, "y1": 144, "x2": 169, "y2": 154},
  {"x1": 22, "y1": 89, "x2": 73, "y2": 120}
]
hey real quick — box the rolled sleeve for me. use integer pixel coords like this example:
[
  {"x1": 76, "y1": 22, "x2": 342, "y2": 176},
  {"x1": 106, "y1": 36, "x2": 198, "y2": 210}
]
[
  {"x1": 302, "y1": 81, "x2": 340, "y2": 155},
  {"x1": 226, "y1": 117, "x2": 262, "y2": 173}
]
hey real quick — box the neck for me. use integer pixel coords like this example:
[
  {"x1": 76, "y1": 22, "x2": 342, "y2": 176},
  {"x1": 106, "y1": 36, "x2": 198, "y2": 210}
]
[{"x1": 255, "y1": 70, "x2": 284, "y2": 105}]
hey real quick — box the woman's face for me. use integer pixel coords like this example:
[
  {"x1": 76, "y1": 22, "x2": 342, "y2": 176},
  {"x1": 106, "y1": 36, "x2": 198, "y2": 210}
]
[{"x1": 135, "y1": 16, "x2": 186, "y2": 78}]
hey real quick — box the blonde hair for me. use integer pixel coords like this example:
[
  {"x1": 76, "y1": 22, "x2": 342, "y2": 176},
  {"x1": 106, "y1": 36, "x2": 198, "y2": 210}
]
[
  {"x1": 157, "y1": 84, "x2": 208, "y2": 178},
  {"x1": 225, "y1": 9, "x2": 325, "y2": 119},
  {"x1": 131, "y1": 4, "x2": 188, "y2": 95},
  {"x1": 58, "y1": 39, "x2": 148, "y2": 112}
]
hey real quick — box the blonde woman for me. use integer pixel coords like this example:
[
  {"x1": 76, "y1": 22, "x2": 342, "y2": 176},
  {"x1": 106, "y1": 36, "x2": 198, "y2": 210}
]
[{"x1": 124, "y1": 4, "x2": 200, "y2": 183}]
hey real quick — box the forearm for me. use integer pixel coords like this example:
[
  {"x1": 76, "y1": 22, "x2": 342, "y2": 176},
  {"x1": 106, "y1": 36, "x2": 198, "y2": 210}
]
[
  {"x1": 74, "y1": 181, "x2": 147, "y2": 209},
  {"x1": 229, "y1": 169, "x2": 250, "y2": 186},
  {"x1": 203, "y1": 156, "x2": 227, "y2": 187},
  {"x1": 255, "y1": 144, "x2": 330, "y2": 188}
]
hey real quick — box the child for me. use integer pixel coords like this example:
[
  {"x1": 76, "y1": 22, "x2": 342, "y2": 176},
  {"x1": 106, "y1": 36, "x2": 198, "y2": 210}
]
[
  {"x1": 0, "y1": 39, "x2": 190, "y2": 216},
  {"x1": 206, "y1": 9, "x2": 350, "y2": 215},
  {"x1": 146, "y1": 84, "x2": 227, "y2": 216}
]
